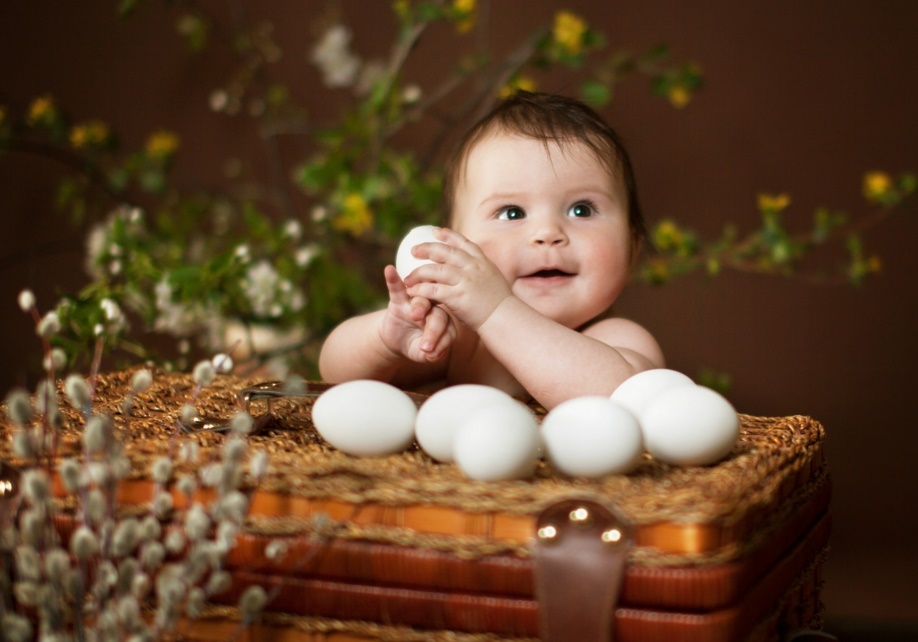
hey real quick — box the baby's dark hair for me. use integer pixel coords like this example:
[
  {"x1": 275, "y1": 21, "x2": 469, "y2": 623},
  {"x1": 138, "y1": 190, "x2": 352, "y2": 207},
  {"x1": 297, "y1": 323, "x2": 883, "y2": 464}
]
[{"x1": 441, "y1": 91, "x2": 648, "y2": 247}]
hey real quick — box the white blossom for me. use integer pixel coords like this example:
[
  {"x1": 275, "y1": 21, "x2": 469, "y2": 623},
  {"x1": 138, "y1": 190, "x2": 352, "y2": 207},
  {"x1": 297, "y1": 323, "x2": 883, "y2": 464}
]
[
  {"x1": 36, "y1": 311, "x2": 61, "y2": 338},
  {"x1": 294, "y1": 244, "x2": 320, "y2": 267},
  {"x1": 131, "y1": 369, "x2": 153, "y2": 394},
  {"x1": 70, "y1": 526, "x2": 99, "y2": 560},
  {"x1": 141, "y1": 541, "x2": 166, "y2": 571},
  {"x1": 249, "y1": 450, "x2": 268, "y2": 479},
  {"x1": 83, "y1": 415, "x2": 106, "y2": 453},
  {"x1": 212, "y1": 353, "x2": 234, "y2": 374},
  {"x1": 59, "y1": 458, "x2": 82, "y2": 492},
  {"x1": 100, "y1": 298, "x2": 126, "y2": 332},
  {"x1": 153, "y1": 276, "x2": 219, "y2": 338},
  {"x1": 85, "y1": 223, "x2": 108, "y2": 278},
  {"x1": 209, "y1": 89, "x2": 229, "y2": 112},
  {"x1": 311, "y1": 25, "x2": 361, "y2": 88},
  {"x1": 17, "y1": 289, "x2": 36, "y2": 312},
  {"x1": 192, "y1": 360, "x2": 215, "y2": 387},
  {"x1": 265, "y1": 539, "x2": 287, "y2": 561},
  {"x1": 230, "y1": 412, "x2": 253, "y2": 435},
  {"x1": 5, "y1": 389, "x2": 33, "y2": 425},
  {"x1": 43, "y1": 347, "x2": 67, "y2": 372},
  {"x1": 282, "y1": 219, "x2": 302, "y2": 240},
  {"x1": 140, "y1": 515, "x2": 161, "y2": 542},
  {"x1": 113, "y1": 518, "x2": 141, "y2": 557},
  {"x1": 401, "y1": 83, "x2": 422, "y2": 104},
  {"x1": 184, "y1": 504, "x2": 210, "y2": 541},
  {"x1": 151, "y1": 457, "x2": 173, "y2": 484},
  {"x1": 22, "y1": 470, "x2": 51, "y2": 502},
  {"x1": 181, "y1": 404, "x2": 199, "y2": 427},
  {"x1": 242, "y1": 260, "x2": 283, "y2": 318},
  {"x1": 238, "y1": 585, "x2": 267, "y2": 622},
  {"x1": 234, "y1": 244, "x2": 251, "y2": 261},
  {"x1": 64, "y1": 375, "x2": 92, "y2": 411},
  {"x1": 44, "y1": 548, "x2": 71, "y2": 583},
  {"x1": 206, "y1": 570, "x2": 231, "y2": 596}
]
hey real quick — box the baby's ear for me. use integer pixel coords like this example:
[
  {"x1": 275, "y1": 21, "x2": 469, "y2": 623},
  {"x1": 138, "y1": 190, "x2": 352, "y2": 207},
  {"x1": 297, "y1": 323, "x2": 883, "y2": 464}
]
[{"x1": 627, "y1": 230, "x2": 643, "y2": 273}]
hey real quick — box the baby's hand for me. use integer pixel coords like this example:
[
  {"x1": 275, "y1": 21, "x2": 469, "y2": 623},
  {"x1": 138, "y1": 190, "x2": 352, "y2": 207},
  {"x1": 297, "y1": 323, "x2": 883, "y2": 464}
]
[
  {"x1": 404, "y1": 228, "x2": 512, "y2": 330},
  {"x1": 380, "y1": 265, "x2": 455, "y2": 363}
]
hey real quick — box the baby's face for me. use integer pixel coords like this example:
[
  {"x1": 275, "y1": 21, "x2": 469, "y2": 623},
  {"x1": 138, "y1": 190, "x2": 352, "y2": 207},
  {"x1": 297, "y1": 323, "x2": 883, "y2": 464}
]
[{"x1": 452, "y1": 132, "x2": 634, "y2": 329}]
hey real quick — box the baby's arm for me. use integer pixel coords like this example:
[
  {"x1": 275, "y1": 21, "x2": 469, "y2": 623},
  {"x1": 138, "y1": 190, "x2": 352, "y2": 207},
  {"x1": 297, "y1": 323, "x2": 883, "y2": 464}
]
[
  {"x1": 476, "y1": 299, "x2": 663, "y2": 408},
  {"x1": 404, "y1": 229, "x2": 663, "y2": 408},
  {"x1": 319, "y1": 266, "x2": 454, "y2": 385}
]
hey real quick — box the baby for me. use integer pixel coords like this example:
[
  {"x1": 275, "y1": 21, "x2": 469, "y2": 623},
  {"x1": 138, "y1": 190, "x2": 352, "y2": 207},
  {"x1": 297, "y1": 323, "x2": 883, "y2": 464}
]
[{"x1": 319, "y1": 91, "x2": 664, "y2": 409}]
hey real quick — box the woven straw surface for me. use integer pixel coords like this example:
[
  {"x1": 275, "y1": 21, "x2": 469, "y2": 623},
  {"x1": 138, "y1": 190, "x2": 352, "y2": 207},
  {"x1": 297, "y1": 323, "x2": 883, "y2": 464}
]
[{"x1": 1, "y1": 368, "x2": 826, "y2": 564}]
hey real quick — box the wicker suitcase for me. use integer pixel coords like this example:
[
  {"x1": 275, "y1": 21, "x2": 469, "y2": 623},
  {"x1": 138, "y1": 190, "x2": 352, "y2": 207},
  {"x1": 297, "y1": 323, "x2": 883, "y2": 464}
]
[{"x1": 3, "y1": 370, "x2": 830, "y2": 641}]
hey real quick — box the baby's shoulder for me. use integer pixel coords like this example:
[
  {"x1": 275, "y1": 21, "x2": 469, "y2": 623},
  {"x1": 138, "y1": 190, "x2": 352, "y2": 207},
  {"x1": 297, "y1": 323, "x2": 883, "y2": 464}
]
[{"x1": 582, "y1": 316, "x2": 665, "y2": 366}]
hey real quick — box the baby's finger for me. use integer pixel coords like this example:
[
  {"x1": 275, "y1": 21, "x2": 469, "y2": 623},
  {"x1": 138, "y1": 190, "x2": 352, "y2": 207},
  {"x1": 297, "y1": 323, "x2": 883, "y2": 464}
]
[
  {"x1": 433, "y1": 227, "x2": 485, "y2": 256},
  {"x1": 409, "y1": 295, "x2": 431, "y2": 323},
  {"x1": 411, "y1": 237, "x2": 477, "y2": 268},
  {"x1": 384, "y1": 265, "x2": 410, "y2": 305},
  {"x1": 427, "y1": 311, "x2": 456, "y2": 360},
  {"x1": 419, "y1": 305, "x2": 449, "y2": 355}
]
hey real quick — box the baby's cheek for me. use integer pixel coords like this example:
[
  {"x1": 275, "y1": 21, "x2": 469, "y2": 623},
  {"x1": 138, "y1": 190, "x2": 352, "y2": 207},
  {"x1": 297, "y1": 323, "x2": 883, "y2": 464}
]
[{"x1": 472, "y1": 240, "x2": 516, "y2": 282}]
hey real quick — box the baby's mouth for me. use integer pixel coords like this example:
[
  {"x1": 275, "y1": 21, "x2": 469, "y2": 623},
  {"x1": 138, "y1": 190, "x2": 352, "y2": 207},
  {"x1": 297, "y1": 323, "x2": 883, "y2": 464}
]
[{"x1": 524, "y1": 269, "x2": 575, "y2": 279}]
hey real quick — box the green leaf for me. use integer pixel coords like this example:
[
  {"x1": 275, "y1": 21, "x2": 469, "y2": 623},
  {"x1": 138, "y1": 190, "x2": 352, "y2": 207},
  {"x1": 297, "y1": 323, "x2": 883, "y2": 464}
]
[
  {"x1": 580, "y1": 80, "x2": 610, "y2": 107},
  {"x1": 117, "y1": 0, "x2": 140, "y2": 18},
  {"x1": 645, "y1": 43, "x2": 671, "y2": 62}
]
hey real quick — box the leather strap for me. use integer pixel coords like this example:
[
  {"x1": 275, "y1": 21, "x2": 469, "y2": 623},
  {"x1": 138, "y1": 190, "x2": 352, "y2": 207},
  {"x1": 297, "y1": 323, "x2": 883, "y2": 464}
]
[{"x1": 534, "y1": 496, "x2": 633, "y2": 642}]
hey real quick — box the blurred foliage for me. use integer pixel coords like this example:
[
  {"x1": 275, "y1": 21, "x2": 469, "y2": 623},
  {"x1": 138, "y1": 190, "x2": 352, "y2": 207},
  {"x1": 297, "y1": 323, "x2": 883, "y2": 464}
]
[{"x1": 0, "y1": 0, "x2": 913, "y2": 376}]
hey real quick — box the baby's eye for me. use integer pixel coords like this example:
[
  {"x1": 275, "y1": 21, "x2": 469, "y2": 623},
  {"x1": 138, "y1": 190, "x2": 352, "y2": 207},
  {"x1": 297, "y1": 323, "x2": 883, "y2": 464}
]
[
  {"x1": 497, "y1": 206, "x2": 526, "y2": 221},
  {"x1": 567, "y1": 202, "x2": 596, "y2": 218}
]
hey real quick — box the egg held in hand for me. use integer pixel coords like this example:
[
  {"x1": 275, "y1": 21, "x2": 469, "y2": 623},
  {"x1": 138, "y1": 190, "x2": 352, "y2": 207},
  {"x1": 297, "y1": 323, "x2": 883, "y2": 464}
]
[
  {"x1": 395, "y1": 225, "x2": 441, "y2": 280},
  {"x1": 542, "y1": 396, "x2": 644, "y2": 478},
  {"x1": 312, "y1": 380, "x2": 417, "y2": 457},
  {"x1": 453, "y1": 401, "x2": 540, "y2": 482},
  {"x1": 641, "y1": 385, "x2": 739, "y2": 466},
  {"x1": 610, "y1": 368, "x2": 695, "y2": 419},
  {"x1": 416, "y1": 384, "x2": 517, "y2": 463}
]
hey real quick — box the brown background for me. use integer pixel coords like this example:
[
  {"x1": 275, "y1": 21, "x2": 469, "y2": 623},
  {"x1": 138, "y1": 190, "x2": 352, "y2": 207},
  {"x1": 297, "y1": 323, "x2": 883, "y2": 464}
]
[{"x1": 2, "y1": 1, "x2": 917, "y2": 630}]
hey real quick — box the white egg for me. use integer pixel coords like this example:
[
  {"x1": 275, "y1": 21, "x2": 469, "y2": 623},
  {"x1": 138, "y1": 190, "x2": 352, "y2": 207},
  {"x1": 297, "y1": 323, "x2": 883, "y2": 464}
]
[
  {"x1": 542, "y1": 397, "x2": 643, "y2": 478},
  {"x1": 453, "y1": 401, "x2": 540, "y2": 482},
  {"x1": 312, "y1": 380, "x2": 417, "y2": 457},
  {"x1": 415, "y1": 384, "x2": 517, "y2": 462},
  {"x1": 610, "y1": 368, "x2": 695, "y2": 419},
  {"x1": 641, "y1": 386, "x2": 739, "y2": 466},
  {"x1": 395, "y1": 225, "x2": 441, "y2": 280}
]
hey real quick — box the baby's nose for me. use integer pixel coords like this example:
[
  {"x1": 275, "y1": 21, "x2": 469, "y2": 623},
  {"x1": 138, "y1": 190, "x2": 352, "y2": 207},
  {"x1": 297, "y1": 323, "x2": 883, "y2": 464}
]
[{"x1": 532, "y1": 223, "x2": 569, "y2": 246}]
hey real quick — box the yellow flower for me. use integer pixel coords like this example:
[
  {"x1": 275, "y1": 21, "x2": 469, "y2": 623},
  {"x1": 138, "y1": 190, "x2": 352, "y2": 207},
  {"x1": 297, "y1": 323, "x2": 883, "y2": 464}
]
[
  {"x1": 652, "y1": 220, "x2": 683, "y2": 251},
  {"x1": 393, "y1": 0, "x2": 410, "y2": 19},
  {"x1": 757, "y1": 192, "x2": 791, "y2": 213},
  {"x1": 27, "y1": 95, "x2": 55, "y2": 126},
  {"x1": 334, "y1": 193, "x2": 374, "y2": 236},
  {"x1": 667, "y1": 85, "x2": 692, "y2": 109},
  {"x1": 645, "y1": 258, "x2": 670, "y2": 283},
  {"x1": 145, "y1": 130, "x2": 180, "y2": 159},
  {"x1": 69, "y1": 120, "x2": 109, "y2": 149},
  {"x1": 863, "y1": 171, "x2": 892, "y2": 202},
  {"x1": 499, "y1": 75, "x2": 537, "y2": 99},
  {"x1": 553, "y1": 11, "x2": 587, "y2": 55},
  {"x1": 453, "y1": 0, "x2": 476, "y2": 33}
]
